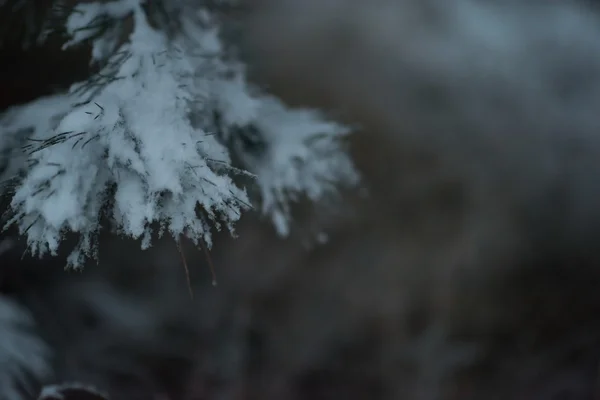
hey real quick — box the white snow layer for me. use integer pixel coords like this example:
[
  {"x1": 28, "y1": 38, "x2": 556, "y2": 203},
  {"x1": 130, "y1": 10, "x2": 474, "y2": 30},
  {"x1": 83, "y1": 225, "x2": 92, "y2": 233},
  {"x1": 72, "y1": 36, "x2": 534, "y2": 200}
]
[{"x1": 0, "y1": 0, "x2": 358, "y2": 267}]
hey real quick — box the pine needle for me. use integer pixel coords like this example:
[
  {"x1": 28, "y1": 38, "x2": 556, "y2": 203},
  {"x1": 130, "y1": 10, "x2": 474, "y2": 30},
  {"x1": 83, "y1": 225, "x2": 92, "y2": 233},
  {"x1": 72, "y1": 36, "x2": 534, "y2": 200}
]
[
  {"x1": 199, "y1": 238, "x2": 217, "y2": 287},
  {"x1": 176, "y1": 238, "x2": 194, "y2": 298}
]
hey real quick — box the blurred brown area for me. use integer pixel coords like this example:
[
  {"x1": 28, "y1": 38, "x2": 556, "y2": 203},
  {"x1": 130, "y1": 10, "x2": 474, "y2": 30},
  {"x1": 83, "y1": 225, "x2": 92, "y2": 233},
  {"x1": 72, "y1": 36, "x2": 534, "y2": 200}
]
[
  {"x1": 0, "y1": 0, "x2": 92, "y2": 110},
  {"x1": 0, "y1": 40, "x2": 91, "y2": 110},
  {"x1": 3, "y1": 1, "x2": 600, "y2": 400}
]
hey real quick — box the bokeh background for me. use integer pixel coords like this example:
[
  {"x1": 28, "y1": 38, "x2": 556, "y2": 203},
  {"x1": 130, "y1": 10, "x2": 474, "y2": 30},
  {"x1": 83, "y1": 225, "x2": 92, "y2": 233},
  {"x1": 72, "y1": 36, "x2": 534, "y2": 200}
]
[{"x1": 3, "y1": 1, "x2": 600, "y2": 399}]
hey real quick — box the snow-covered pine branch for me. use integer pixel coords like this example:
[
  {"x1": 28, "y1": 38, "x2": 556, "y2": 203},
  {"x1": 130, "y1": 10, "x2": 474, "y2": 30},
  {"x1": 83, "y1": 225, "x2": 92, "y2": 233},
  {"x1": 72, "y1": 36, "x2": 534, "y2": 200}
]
[{"x1": 0, "y1": 0, "x2": 358, "y2": 268}]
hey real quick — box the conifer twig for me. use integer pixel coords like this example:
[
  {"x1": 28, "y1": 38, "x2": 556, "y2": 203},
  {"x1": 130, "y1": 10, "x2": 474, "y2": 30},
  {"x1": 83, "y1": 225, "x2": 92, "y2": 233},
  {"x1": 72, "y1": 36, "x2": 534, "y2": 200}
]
[
  {"x1": 176, "y1": 238, "x2": 194, "y2": 298},
  {"x1": 199, "y1": 238, "x2": 217, "y2": 287}
]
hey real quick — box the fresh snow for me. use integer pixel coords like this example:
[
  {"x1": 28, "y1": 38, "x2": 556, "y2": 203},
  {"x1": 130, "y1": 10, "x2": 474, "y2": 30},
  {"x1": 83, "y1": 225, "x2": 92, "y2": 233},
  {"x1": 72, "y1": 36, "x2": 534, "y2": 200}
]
[{"x1": 0, "y1": 0, "x2": 359, "y2": 268}]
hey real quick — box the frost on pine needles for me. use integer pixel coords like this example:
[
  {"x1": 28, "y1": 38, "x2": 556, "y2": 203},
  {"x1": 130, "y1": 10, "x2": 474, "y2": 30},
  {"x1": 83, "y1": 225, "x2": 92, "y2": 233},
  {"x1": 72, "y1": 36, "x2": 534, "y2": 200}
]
[{"x1": 0, "y1": 0, "x2": 358, "y2": 268}]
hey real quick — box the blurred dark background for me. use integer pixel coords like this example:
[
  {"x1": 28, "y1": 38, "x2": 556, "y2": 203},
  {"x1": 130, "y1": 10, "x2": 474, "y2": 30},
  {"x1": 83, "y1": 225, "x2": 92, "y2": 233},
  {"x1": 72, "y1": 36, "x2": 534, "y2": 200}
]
[{"x1": 3, "y1": 1, "x2": 600, "y2": 400}]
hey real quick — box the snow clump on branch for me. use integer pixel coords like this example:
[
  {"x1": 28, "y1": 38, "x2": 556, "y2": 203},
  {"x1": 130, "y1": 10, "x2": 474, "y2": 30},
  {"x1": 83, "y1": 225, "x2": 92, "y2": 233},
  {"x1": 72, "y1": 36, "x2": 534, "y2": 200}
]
[{"x1": 0, "y1": 0, "x2": 359, "y2": 268}]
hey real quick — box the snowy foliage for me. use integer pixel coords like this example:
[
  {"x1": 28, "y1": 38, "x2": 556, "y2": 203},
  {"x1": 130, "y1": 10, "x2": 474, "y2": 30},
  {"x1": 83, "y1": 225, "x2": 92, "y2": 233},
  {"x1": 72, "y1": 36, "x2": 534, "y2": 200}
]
[
  {"x1": 0, "y1": 0, "x2": 358, "y2": 267},
  {"x1": 0, "y1": 295, "x2": 51, "y2": 400}
]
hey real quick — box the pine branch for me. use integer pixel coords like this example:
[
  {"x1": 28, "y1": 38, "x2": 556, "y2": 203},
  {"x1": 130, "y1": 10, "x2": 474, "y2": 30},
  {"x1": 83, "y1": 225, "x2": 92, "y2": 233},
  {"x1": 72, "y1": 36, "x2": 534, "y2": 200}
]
[{"x1": 0, "y1": 0, "x2": 359, "y2": 267}]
